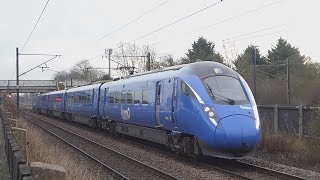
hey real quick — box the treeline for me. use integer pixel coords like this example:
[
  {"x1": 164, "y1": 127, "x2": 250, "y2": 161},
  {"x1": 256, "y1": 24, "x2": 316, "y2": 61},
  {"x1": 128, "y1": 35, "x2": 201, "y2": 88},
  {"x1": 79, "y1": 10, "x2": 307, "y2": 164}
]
[
  {"x1": 233, "y1": 38, "x2": 320, "y2": 105},
  {"x1": 53, "y1": 37, "x2": 320, "y2": 105},
  {"x1": 170, "y1": 37, "x2": 320, "y2": 105}
]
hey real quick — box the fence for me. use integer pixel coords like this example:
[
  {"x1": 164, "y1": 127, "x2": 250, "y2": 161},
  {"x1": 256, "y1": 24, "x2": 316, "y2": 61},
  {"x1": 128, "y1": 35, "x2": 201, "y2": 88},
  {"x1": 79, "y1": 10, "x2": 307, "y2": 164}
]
[
  {"x1": 0, "y1": 110, "x2": 33, "y2": 180},
  {"x1": 258, "y1": 105, "x2": 320, "y2": 138}
]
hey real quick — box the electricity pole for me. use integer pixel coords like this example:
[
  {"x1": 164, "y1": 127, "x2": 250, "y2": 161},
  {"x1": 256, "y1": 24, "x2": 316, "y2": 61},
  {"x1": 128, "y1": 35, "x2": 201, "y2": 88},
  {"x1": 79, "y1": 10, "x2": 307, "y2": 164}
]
[
  {"x1": 16, "y1": 47, "x2": 19, "y2": 113},
  {"x1": 146, "y1": 52, "x2": 151, "y2": 71},
  {"x1": 252, "y1": 46, "x2": 258, "y2": 97},
  {"x1": 287, "y1": 58, "x2": 291, "y2": 104},
  {"x1": 105, "y1": 49, "x2": 113, "y2": 78}
]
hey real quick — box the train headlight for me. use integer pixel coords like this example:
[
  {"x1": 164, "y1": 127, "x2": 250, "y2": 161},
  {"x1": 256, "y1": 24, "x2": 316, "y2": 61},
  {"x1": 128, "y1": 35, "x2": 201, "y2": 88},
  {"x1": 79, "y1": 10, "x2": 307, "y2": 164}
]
[
  {"x1": 208, "y1": 111, "x2": 215, "y2": 118},
  {"x1": 202, "y1": 105, "x2": 217, "y2": 126},
  {"x1": 204, "y1": 106, "x2": 210, "y2": 112},
  {"x1": 253, "y1": 105, "x2": 260, "y2": 130}
]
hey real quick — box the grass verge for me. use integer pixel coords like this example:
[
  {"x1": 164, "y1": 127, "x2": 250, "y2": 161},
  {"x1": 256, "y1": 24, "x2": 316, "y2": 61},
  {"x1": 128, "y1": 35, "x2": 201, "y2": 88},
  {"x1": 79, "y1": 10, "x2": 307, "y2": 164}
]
[{"x1": 19, "y1": 120, "x2": 104, "y2": 180}]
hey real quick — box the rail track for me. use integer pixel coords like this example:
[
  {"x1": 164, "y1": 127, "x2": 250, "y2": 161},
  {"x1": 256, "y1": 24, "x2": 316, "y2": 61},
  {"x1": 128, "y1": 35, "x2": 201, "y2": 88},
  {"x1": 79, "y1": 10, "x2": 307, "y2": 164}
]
[
  {"x1": 235, "y1": 160, "x2": 307, "y2": 180},
  {"x1": 21, "y1": 110, "x2": 178, "y2": 180},
  {"x1": 21, "y1": 109, "x2": 308, "y2": 180},
  {"x1": 200, "y1": 157, "x2": 307, "y2": 180}
]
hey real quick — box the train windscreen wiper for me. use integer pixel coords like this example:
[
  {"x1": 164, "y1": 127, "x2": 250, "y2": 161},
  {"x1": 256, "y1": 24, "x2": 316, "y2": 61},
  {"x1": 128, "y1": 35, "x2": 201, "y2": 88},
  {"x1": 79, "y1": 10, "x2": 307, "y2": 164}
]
[
  {"x1": 212, "y1": 92, "x2": 235, "y2": 105},
  {"x1": 205, "y1": 83, "x2": 235, "y2": 105}
]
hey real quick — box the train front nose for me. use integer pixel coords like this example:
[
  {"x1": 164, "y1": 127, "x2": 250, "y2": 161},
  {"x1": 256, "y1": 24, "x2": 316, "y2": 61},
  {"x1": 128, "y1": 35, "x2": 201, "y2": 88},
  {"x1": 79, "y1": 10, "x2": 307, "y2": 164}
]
[{"x1": 214, "y1": 115, "x2": 261, "y2": 155}]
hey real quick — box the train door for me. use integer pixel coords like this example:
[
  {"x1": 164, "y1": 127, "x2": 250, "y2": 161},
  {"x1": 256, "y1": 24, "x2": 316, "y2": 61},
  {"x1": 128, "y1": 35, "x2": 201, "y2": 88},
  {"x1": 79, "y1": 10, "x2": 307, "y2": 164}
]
[
  {"x1": 163, "y1": 78, "x2": 177, "y2": 128},
  {"x1": 156, "y1": 81, "x2": 163, "y2": 127},
  {"x1": 172, "y1": 78, "x2": 178, "y2": 125},
  {"x1": 156, "y1": 78, "x2": 177, "y2": 128}
]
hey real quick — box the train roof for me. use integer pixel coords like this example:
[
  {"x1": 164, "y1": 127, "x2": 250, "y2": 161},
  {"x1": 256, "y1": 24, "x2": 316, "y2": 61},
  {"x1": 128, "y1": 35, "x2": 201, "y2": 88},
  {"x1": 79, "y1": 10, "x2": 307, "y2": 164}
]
[
  {"x1": 125, "y1": 61, "x2": 237, "y2": 79},
  {"x1": 105, "y1": 61, "x2": 238, "y2": 86},
  {"x1": 184, "y1": 61, "x2": 238, "y2": 78},
  {"x1": 47, "y1": 90, "x2": 67, "y2": 95},
  {"x1": 65, "y1": 83, "x2": 103, "y2": 92}
]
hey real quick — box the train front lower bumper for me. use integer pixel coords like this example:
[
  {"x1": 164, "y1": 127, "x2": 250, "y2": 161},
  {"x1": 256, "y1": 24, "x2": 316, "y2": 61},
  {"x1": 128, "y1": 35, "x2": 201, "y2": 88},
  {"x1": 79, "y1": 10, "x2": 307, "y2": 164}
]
[{"x1": 198, "y1": 115, "x2": 261, "y2": 159}]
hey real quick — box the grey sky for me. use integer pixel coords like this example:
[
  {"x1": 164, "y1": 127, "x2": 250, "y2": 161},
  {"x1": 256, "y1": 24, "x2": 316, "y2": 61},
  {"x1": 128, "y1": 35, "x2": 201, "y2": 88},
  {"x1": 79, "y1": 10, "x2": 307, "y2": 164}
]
[{"x1": 1, "y1": 0, "x2": 319, "y2": 80}]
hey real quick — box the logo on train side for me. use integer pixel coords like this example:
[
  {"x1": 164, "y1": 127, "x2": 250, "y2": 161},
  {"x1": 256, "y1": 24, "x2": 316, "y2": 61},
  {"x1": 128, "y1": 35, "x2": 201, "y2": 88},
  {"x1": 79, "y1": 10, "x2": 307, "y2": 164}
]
[
  {"x1": 121, "y1": 106, "x2": 130, "y2": 120},
  {"x1": 240, "y1": 105, "x2": 252, "y2": 110}
]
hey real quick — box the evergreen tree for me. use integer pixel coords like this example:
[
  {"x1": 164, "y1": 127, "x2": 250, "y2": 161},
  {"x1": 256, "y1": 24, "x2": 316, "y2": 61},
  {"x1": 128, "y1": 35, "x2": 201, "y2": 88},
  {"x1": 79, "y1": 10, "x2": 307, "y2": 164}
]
[
  {"x1": 181, "y1": 37, "x2": 224, "y2": 64},
  {"x1": 267, "y1": 38, "x2": 305, "y2": 74},
  {"x1": 234, "y1": 46, "x2": 267, "y2": 75}
]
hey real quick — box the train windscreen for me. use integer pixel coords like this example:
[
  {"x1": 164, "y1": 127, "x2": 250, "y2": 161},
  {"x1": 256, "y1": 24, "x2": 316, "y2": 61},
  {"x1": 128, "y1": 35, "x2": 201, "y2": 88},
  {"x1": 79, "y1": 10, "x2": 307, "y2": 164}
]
[{"x1": 203, "y1": 76, "x2": 249, "y2": 104}]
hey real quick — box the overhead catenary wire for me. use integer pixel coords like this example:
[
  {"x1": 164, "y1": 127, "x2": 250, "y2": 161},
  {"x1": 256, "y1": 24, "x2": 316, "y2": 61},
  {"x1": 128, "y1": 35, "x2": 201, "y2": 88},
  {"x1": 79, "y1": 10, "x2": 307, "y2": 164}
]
[
  {"x1": 62, "y1": 1, "x2": 166, "y2": 64},
  {"x1": 256, "y1": 69, "x2": 286, "y2": 81},
  {"x1": 21, "y1": 0, "x2": 51, "y2": 52},
  {"x1": 59, "y1": 1, "x2": 224, "y2": 74},
  {"x1": 196, "y1": 0, "x2": 281, "y2": 32},
  {"x1": 63, "y1": 0, "x2": 281, "y2": 76},
  {"x1": 97, "y1": 0, "x2": 169, "y2": 41},
  {"x1": 19, "y1": 55, "x2": 60, "y2": 77},
  {"x1": 125, "y1": 0, "x2": 224, "y2": 46},
  {"x1": 224, "y1": 29, "x2": 289, "y2": 44},
  {"x1": 222, "y1": 24, "x2": 285, "y2": 42}
]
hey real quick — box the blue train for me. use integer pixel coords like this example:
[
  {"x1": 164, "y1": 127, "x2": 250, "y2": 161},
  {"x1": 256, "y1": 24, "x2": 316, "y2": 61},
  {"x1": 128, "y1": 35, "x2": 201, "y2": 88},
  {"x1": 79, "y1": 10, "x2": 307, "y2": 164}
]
[{"x1": 33, "y1": 61, "x2": 262, "y2": 158}]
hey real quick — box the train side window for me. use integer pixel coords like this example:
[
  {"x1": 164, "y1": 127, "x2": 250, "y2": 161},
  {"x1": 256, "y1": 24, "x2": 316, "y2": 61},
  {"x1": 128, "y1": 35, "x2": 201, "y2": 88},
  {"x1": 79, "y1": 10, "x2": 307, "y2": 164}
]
[
  {"x1": 142, "y1": 90, "x2": 149, "y2": 105},
  {"x1": 127, "y1": 92, "x2": 133, "y2": 104},
  {"x1": 110, "y1": 92, "x2": 114, "y2": 103},
  {"x1": 134, "y1": 91, "x2": 141, "y2": 104},
  {"x1": 115, "y1": 92, "x2": 121, "y2": 103},
  {"x1": 181, "y1": 81, "x2": 196, "y2": 98},
  {"x1": 85, "y1": 96, "x2": 88, "y2": 104},
  {"x1": 121, "y1": 92, "x2": 126, "y2": 103}
]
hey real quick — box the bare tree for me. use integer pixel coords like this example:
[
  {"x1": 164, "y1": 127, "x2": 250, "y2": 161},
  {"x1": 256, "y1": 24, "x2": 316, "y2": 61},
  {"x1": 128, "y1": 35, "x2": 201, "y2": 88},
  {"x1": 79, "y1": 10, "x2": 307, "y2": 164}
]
[
  {"x1": 113, "y1": 42, "x2": 157, "y2": 77},
  {"x1": 53, "y1": 60, "x2": 104, "y2": 82}
]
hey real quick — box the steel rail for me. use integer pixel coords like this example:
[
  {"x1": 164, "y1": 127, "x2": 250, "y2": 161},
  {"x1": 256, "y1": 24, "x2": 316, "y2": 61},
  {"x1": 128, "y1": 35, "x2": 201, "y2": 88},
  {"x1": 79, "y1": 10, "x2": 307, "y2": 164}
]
[
  {"x1": 21, "y1": 110, "x2": 178, "y2": 180},
  {"x1": 21, "y1": 112, "x2": 128, "y2": 180},
  {"x1": 198, "y1": 162, "x2": 255, "y2": 180},
  {"x1": 201, "y1": 157, "x2": 307, "y2": 180},
  {"x1": 235, "y1": 161, "x2": 307, "y2": 180}
]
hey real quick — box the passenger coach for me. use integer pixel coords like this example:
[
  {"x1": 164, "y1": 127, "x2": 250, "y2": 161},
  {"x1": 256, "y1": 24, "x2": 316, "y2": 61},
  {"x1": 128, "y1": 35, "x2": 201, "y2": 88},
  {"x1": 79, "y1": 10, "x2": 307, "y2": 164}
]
[{"x1": 33, "y1": 61, "x2": 262, "y2": 158}]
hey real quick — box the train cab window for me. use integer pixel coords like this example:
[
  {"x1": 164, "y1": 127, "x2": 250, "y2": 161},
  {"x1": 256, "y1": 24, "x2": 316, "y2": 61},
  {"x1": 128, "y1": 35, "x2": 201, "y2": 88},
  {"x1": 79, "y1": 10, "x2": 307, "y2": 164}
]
[
  {"x1": 121, "y1": 92, "x2": 126, "y2": 103},
  {"x1": 181, "y1": 81, "x2": 196, "y2": 98},
  {"x1": 142, "y1": 90, "x2": 149, "y2": 105},
  {"x1": 127, "y1": 92, "x2": 133, "y2": 104},
  {"x1": 110, "y1": 92, "x2": 115, "y2": 103},
  {"x1": 134, "y1": 91, "x2": 141, "y2": 104}
]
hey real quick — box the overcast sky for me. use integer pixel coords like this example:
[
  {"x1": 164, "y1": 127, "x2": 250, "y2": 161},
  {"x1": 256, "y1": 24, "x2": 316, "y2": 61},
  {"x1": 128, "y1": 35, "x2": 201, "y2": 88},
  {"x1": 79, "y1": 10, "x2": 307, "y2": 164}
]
[{"x1": 1, "y1": 0, "x2": 319, "y2": 80}]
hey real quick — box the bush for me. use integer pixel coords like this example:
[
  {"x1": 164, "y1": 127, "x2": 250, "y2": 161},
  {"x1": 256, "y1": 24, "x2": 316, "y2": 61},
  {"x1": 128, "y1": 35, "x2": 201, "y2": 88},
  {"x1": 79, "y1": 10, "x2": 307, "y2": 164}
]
[
  {"x1": 290, "y1": 138, "x2": 320, "y2": 165},
  {"x1": 260, "y1": 129, "x2": 320, "y2": 166},
  {"x1": 260, "y1": 131, "x2": 295, "y2": 154}
]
